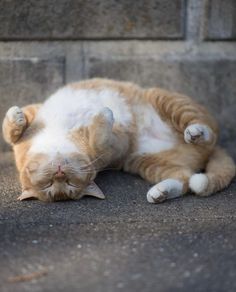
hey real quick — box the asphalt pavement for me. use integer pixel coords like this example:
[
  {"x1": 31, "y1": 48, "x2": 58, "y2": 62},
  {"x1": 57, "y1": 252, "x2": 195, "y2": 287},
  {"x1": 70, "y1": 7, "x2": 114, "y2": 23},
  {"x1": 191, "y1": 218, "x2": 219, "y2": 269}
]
[{"x1": 1, "y1": 152, "x2": 236, "y2": 292}]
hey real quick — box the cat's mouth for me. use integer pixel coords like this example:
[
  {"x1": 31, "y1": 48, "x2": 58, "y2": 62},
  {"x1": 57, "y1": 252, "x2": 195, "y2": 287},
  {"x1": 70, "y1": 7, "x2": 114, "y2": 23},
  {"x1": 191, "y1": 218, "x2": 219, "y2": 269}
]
[
  {"x1": 40, "y1": 180, "x2": 81, "y2": 191},
  {"x1": 40, "y1": 182, "x2": 82, "y2": 201}
]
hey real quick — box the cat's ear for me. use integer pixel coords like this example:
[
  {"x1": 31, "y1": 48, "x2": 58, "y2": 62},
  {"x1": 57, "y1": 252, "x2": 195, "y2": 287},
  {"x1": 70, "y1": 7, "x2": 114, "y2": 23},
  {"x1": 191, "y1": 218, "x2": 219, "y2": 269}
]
[
  {"x1": 82, "y1": 182, "x2": 105, "y2": 199},
  {"x1": 17, "y1": 190, "x2": 37, "y2": 201}
]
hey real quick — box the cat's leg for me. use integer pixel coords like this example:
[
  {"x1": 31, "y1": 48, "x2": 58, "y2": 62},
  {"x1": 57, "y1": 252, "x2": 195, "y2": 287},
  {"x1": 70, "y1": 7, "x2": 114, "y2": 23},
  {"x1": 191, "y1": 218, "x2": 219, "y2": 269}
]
[
  {"x1": 89, "y1": 107, "x2": 114, "y2": 153},
  {"x1": 87, "y1": 107, "x2": 130, "y2": 167},
  {"x1": 72, "y1": 107, "x2": 130, "y2": 169},
  {"x1": 146, "y1": 168, "x2": 193, "y2": 203},
  {"x1": 145, "y1": 88, "x2": 218, "y2": 148},
  {"x1": 124, "y1": 149, "x2": 200, "y2": 203},
  {"x1": 143, "y1": 165, "x2": 193, "y2": 203},
  {"x1": 71, "y1": 107, "x2": 116, "y2": 168},
  {"x1": 2, "y1": 106, "x2": 27, "y2": 144},
  {"x1": 2, "y1": 104, "x2": 41, "y2": 144}
]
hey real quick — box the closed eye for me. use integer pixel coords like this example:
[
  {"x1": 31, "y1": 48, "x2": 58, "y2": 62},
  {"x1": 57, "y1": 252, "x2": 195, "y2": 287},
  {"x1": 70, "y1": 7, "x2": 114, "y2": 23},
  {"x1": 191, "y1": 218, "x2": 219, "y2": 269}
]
[
  {"x1": 41, "y1": 182, "x2": 53, "y2": 190},
  {"x1": 67, "y1": 181, "x2": 81, "y2": 189}
]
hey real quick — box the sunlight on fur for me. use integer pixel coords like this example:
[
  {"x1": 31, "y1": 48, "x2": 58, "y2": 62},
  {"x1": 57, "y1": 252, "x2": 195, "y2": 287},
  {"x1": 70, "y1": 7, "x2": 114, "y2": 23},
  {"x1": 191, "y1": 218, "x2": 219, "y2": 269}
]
[{"x1": 2, "y1": 78, "x2": 235, "y2": 203}]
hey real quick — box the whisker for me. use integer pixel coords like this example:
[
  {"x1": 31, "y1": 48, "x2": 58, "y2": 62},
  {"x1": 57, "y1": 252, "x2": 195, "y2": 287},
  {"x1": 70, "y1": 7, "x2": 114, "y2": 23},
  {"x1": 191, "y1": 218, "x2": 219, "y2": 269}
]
[
  {"x1": 79, "y1": 154, "x2": 105, "y2": 170},
  {"x1": 77, "y1": 166, "x2": 120, "y2": 174},
  {"x1": 47, "y1": 190, "x2": 53, "y2": 200}
]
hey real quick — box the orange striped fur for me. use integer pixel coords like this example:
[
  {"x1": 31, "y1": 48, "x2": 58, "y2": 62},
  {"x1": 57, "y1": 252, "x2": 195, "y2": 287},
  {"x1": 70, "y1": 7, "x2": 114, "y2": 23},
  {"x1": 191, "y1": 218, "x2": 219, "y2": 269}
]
[{"x1": 2, "y1": 78, "x2": 235, "y2": 202}]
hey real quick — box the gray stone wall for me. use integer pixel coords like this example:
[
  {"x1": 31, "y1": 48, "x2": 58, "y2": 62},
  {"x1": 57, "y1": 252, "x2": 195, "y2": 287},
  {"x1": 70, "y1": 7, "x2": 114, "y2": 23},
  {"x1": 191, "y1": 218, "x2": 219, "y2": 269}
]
[{"x1": 0, "y1": 0, "x2": 235, "y2": 158}]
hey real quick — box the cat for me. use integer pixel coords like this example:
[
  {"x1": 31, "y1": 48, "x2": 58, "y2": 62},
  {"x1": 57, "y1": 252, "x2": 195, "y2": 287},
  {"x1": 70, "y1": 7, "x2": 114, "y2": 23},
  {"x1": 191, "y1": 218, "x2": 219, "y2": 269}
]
[{"x1": 2, "y1": 78, "x2": 235, "y2": 203}]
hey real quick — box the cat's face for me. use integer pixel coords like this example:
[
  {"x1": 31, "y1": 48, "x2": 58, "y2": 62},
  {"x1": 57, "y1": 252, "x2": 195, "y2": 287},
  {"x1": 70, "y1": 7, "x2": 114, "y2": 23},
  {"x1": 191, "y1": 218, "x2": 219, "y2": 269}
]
[{"x1": 18, "y1": 152, "x2": 105, "y2": 202}]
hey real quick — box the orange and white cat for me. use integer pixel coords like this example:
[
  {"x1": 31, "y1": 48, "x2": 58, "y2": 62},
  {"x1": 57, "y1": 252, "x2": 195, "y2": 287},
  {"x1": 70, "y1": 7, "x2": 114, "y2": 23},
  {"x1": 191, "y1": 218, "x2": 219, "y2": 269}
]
[{"x1": 2, "y1": 78, "x2": 235, "y2": 203}]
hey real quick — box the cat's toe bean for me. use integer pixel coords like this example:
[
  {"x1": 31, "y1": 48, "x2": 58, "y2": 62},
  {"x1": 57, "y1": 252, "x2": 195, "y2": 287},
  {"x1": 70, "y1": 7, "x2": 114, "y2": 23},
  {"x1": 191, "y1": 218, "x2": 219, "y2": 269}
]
[
  {"x1": 147, "y1": 185, "x2": 167, "y2": 203},
  {"x1": 184, "y1": 124, "x2": 211, "y2": 144},
  {"x1": 6, "y1": 106, "x2": 26, "y2": 126}
]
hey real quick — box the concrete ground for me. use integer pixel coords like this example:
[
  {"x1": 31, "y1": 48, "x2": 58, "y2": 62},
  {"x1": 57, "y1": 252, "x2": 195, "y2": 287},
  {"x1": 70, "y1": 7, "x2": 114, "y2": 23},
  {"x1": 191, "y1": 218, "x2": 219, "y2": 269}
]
[{"x1": 0, "y1": 152, "x2": 236, "y2": 292}]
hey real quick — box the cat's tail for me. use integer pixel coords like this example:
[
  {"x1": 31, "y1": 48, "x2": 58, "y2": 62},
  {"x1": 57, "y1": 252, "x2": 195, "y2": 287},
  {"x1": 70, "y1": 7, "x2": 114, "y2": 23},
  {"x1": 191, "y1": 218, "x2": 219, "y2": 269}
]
[{"x1": 189, "y1": 147, "x2": 235, "y2": 196}]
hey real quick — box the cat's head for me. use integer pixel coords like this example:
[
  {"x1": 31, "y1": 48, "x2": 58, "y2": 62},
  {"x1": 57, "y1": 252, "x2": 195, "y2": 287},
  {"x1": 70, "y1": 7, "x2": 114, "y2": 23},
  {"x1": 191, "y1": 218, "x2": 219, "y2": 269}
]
[{"x1": 18, "y1": 152, "x2": 105, "y2": 202}]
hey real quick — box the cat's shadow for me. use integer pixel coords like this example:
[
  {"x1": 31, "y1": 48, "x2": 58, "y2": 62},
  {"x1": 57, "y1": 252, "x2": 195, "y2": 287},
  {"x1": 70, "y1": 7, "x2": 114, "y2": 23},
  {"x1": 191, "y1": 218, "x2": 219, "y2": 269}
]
[{"x1": 93, "y1": 170, "x2": 150, "y2": 203}]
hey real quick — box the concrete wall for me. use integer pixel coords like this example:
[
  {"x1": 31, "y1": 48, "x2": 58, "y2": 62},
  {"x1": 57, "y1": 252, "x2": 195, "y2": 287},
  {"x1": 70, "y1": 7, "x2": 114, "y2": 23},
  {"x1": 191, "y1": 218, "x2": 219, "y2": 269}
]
[{"x1": 0, "y1": 0, "x2": 235, "y2": 158}]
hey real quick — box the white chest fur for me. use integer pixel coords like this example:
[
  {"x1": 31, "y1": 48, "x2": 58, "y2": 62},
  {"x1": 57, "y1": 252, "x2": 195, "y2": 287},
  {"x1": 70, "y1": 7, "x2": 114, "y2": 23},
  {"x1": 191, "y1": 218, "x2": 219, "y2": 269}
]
[
  {"x1": 29, "y1": 87, "x2": 132, "y2": 155},
  {"x1": 135, "y1": 104, "x2": 176, "y2": 154}
]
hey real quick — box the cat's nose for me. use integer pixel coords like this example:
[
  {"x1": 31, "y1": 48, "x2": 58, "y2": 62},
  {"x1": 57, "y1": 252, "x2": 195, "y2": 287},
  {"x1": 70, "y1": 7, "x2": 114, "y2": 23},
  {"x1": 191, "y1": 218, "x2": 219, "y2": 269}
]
[{"x1": 54, "y1": 165, "x2": 66, "y2": 180}]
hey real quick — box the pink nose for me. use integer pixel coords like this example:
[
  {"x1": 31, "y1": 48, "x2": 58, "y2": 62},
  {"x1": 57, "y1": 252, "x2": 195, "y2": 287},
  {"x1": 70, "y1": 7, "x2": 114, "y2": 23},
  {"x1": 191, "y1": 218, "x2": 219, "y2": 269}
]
[{"x1": 54, "y1": 165, "x2": 65, "y2": 179}]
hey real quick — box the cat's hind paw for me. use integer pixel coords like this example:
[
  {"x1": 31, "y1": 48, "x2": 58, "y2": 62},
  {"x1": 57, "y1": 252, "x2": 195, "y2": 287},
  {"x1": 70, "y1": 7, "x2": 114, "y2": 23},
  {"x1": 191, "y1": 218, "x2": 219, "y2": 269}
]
[
  {"x1": 189, "y1": 173, "x2": 209, "y2": 196},
  {"x1": 184, "y1": 124, "x2": 213, "y2": 145}
]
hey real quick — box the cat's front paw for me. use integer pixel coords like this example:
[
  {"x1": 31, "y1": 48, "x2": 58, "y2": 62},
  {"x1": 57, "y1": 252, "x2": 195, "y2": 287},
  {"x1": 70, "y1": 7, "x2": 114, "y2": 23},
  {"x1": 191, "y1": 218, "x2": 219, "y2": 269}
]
[
  {"x1": 6, "y1": 106, "x2": 26, "y2": 127},
  {"x1": 3, "y1": 106, "x2": 27, "y2": 144},
  {"x1": 99, "y1": 107, "x2": 114, "y2": 127},
  {"x1": 147, "y1": 186, "x2": 167, "y2": 203},
  {"x1": 147, "y1": 179, "x2": 183, "y2": 204},
  {"x1": 184, "y1": 124, "x2": 212, "y2": 145}
]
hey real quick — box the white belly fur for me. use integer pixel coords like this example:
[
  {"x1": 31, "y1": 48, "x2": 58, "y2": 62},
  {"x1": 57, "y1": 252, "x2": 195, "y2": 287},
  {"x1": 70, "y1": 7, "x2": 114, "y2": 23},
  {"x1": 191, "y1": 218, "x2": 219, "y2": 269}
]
[
  {"x1": 135, "y1": 103, "x2": 176, "y2": 154},
  {"x1": 29, "y1": 87, "x2": 133, "y2": 155}
]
